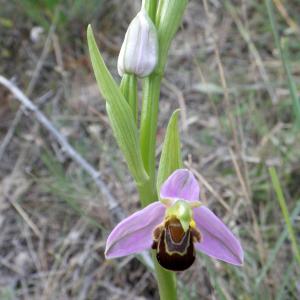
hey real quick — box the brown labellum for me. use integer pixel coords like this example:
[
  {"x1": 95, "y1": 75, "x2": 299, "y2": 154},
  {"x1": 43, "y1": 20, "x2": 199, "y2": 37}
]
[{"x1": 152, "y1": 218, "x2": 201, "y2": 271}]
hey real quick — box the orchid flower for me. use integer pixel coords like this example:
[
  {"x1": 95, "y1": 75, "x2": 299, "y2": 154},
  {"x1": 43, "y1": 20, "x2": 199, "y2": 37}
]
[{"x1": 105, "y1": 169, "x2": 244, "y2": 271}]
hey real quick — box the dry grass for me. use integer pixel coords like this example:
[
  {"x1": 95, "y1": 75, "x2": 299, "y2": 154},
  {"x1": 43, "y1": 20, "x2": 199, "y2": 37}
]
[{"x1": 0, "y1": 0, "x2": 300, "y2": 299}]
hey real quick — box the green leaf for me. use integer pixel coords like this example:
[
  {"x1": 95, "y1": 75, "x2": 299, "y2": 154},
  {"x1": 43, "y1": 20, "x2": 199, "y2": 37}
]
[
  {"x1": 269, "y1": 167, "x2": 300, "y2": 266},
  {"x1": 87, "y1": 25, "x2": 148, "y2": 185},
  {"x1": 255, "y1": 201, "x2": 300, "y2": 288},
  {"x1": 157, "y1": 109, "x2": 182, "y2": 193},
  {"x1": 155, "y1": 0, "x2": 188, "y2": 74},
  {"x1": 120, "y1": 73, "x2": 138, "y2": 124}
]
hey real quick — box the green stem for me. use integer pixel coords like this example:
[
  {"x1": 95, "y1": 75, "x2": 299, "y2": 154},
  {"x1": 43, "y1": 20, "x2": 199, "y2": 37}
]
[
  {"x1": 265, "y1": 0, "x2": 300, "y2": 128},
  {"x1": 137, "y1": 179, "x2": 157, "y2": 207},
  {"x1": 152, "y1": 251, "x2": 177, "y2": 300},
  {"x1": 269, "y1": 167, "x2": 300, "y2": 266},
  {"x1": 120, "y1": 74, "x2": 138, "y2": 124},
  {"x1": 138, "y1": 178, "x2": 177, "y2": 300},
  {"x1": 138, "y1": 1, "x2": 189, "y2": 298},
  {"x1": 139, "y1": 73, "x2": 162, "y2": 194}
]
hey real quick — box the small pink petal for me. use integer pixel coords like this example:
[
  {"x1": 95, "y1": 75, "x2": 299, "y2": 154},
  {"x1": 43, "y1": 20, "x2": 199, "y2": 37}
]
[
  {"x1": 194, "y1": 206, "x2": 244, "y2": 266},
  {"x1": 160, "y1": 169, "x2": 200, "y2": 201},
  {"x1": 105, "y1": 202, "x2": 165, "y2": 258}
]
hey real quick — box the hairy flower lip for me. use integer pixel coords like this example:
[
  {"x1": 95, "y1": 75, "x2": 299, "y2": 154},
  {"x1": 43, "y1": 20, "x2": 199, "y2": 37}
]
[{"x1": 105, "y1": 169, "x2": 244, "y2": 266}]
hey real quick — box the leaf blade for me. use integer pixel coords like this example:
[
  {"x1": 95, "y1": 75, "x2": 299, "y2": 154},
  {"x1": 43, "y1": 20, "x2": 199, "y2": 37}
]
[
  {"x1": 87, "y1": 25, "x2": 148, "y2": 185},
  {"x1": 157, "y1": 109, "x2": 182, "y2": 193}
]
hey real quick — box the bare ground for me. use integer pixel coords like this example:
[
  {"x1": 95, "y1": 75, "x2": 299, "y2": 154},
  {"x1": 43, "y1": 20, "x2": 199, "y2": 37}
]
[{"x1": 0, "y1": 0, "x2": 300, "y2": 299}]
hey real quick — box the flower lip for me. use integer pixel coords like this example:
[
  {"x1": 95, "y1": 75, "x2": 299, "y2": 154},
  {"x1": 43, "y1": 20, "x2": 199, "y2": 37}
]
[{"x1": 153, "y1": 217, "x2": 197, "y2": 271}]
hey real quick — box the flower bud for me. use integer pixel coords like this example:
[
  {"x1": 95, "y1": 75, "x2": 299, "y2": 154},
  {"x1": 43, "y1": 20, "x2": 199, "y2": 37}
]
[{"x1": 118, "y1": 8, "x2": 158, "y2": 78}]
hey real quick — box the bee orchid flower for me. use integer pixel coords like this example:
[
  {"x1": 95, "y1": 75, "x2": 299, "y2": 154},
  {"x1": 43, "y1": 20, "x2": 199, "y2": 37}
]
[{"x1": 105, "y1": 169, "x2": 244, "y2": 271}]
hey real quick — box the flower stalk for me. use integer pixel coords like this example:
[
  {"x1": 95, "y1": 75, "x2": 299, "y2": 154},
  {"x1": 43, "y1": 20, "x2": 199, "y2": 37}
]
[
  {"x1": 139, "y1": 0, "x2": 189, "y2": 197},
  {"x1": 138, "y1": 173, "x2": 177, "y2": 300},
  {"x1": 87, "y1": 1, "x2": 243, "y2": 300},
  {"x1": 138, "y1": 2, "x2": 190, "y2": 296},
  {"x1": 140, "y1": 73, "x2": 162, "y2": 193},
  {"x1": 152, "y1": 251, "x2": 177, "y2": 300}
]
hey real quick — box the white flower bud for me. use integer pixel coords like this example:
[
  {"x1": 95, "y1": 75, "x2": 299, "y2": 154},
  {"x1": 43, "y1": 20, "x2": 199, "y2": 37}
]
[{"x1": 118, "y1": 9, "x2": 158, "y2": 78}]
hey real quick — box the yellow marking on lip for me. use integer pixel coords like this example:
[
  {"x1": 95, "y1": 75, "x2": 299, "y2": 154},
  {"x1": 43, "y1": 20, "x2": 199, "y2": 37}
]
[{"x1": 189, "y1": 219, "x2": 196, "y2": 228}]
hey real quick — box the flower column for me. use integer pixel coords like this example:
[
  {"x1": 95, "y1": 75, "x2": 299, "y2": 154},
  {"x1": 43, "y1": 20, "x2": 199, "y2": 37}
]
[{"x1": 138, "y1": 2, "x2": 189, "y2": 299}]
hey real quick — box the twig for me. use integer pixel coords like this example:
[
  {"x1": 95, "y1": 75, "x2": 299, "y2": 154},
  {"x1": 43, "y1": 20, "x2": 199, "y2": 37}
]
[
  {"x1": 273, "y1": 0, "x2": 300, "y2": 34},
  {"x1": 0, "y1": 75, "x2": 124, "y2": 221},
  {"x1": 229, "y1": 148, "x2": 266, "y2": 263},
  {"x1": 202, "y1": 0, "x2": 241, "y2": 157},
  {"x1": 163, "y1": 79, "x2": 188, "y2": 130},
  {"x1": 225, "y1": 0, "x2": 277, "y2": 103},
  {"x1": 0, "y1": 109, "x2": 24, "y2": 160},
  {"x1": 188, "y1": 164, "x2": 231, "y2": 212},
  {"x1": 12, "y1": 197, "x2": 42, "y2": 238},
  {"x1": 27, "y1": 20, "x2": 57, "y2": 96}
]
